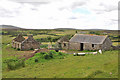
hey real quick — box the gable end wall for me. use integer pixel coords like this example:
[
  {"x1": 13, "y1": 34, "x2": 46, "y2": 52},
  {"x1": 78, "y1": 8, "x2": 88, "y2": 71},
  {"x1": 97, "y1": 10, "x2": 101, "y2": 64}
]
[
  {"x1": 21, "y1": 37, "x2": 40, "y2": 50},
  {"x1": 101, "y1": 37, "x2": 112, "y2": 50}
]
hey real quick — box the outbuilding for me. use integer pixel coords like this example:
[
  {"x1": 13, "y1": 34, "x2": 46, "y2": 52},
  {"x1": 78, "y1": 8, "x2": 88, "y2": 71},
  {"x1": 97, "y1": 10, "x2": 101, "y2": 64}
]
[
  {"x1": 57, "y1": 34, "x2": 112, "y2": 50},
  {"x1": 12, "y1": 34, "x2": 40, "y2": 50}
]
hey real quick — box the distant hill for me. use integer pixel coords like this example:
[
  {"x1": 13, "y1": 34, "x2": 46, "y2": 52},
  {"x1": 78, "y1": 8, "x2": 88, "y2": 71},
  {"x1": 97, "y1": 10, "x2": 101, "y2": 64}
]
[
  {"x1": 55, "y1": 28, "x2": 77, "y2": 30},
  {"x1": 55, "y1": 28, "x2": 108, "y2": 31},
  {"x1": 0, "y1": 25, "x2": 23, "y2": 29},
  {"x1": 78, "y1": 28, "x2": 108, "y2": 31},
  {"x1": 0, "y1": 25, "x2": 112, "y2": 30}
]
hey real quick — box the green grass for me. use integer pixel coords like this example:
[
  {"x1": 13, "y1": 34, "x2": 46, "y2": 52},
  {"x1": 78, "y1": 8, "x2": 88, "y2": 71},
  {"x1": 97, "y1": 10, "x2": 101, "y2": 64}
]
[
  {"x1": 33, "y1": 35, "x2": 56, "y2": 39},
  {"x1": 2, "y1": 35, "x2": 15, "y2": 44},
  {"x1": 2, "y1": 44, "x2": 25, "y2": 71},
  {"x1": 42, "y1": 42, "x2": 55, "y2": 45},
  {"x1": 25, "y1": 51, "x2": 67, "y2": 66},
  {"x1": 112, "y1": 42, "x2": 120, "y2": 46},
  {"x1": 1, "y1": 30, "x2": 119, "y2": 78},
  {"x1": 2, "y1": 50, "x2": 118, "y2": 78}
]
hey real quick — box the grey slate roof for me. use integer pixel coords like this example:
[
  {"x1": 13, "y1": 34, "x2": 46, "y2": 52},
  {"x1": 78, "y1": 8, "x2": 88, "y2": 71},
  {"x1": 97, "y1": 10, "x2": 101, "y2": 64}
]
[{"x1": 69, "y1": 34, "x2": 107, "y2": 44}]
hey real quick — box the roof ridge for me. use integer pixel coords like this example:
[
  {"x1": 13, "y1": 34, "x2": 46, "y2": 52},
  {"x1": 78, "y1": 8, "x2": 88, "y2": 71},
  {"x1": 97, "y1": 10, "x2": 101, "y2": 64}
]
[
  {"x1": 70, "y1": 34, "x2": 108, "y2": 44},
  {"x1": 75, "y1": 33, "x2": 107, "y2": 36}
]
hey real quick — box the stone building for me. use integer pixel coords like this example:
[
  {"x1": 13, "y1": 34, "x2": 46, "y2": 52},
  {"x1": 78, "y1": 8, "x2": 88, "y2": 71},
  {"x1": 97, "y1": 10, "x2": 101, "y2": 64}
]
[
  {"x1": 57, "y1": 36, "x2": 69, "y2": 50},
  {"x1": 57, "y1": 34, "x2": 112, "y2": 50},
  {"x1": 12, "y1": 34, "x2": 40, "y2": 50}
]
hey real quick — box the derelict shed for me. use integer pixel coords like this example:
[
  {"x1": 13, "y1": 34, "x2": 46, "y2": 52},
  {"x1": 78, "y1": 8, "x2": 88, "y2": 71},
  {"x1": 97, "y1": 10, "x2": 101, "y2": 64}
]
[
  {"x1": 57, "y1": 36, "x2": 69, "y2": 50},
  {"x1": 69, "y1": 34, "x2": 112, "y2": 50},
  {"x1": 12, "y1": 34, "x2": 40, "y2": 50}
]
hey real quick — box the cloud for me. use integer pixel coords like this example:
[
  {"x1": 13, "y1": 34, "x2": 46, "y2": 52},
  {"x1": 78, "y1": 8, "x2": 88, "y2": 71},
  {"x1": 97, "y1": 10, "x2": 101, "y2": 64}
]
[
  {"x1": 0, "y1": 0, "x2": 119, "y2": 30},
  {"x1": 71, "y1": 1, "x2": 87, "y2": 9}
]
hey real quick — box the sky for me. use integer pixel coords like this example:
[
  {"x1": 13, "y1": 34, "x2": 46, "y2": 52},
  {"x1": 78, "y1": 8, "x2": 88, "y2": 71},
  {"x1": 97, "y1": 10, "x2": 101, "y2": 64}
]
[{"x1": 0, "y1": 0, "x2": 119, "y2": 30}]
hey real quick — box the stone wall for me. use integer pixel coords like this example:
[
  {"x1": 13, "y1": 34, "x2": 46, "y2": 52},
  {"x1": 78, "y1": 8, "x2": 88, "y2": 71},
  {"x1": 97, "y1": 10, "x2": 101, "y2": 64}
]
[
  {"x1": 101, "y1": 37, "x2": 112, "y2": 50},
  {"x1": 84, "y1": 43, "x2": 101, "y2": 50},
  {"x1": 12, "y1": 34, "x2": 40, "y2": 50},
  {"x1": 68, "y1": 42, "x2": 101, "y2": 50},
  {"x1": 14, "y1": 35, "x2": 25, "y2": 42},
  {"x1": 12, "y1": 40, "x2": 22, "y2": 49},
  {"x1": 69, "y1": 42, "x2": 80, "y2": 50},
  {"x1": 61, "y1": 42, "x2": 69, "y2": 50},
  {"x1": 21, "y1": 42, "x2": 40, "y2": 50},
  {"x1": 21, "y1": 37, "x2": 40, "y2": 50}
]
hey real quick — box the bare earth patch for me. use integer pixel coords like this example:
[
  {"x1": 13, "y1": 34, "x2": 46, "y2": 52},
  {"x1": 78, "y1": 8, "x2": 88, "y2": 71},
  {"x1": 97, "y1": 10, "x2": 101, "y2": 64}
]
[{"x1": 9, "y1": 48, "x2": 51, "y2": 60}]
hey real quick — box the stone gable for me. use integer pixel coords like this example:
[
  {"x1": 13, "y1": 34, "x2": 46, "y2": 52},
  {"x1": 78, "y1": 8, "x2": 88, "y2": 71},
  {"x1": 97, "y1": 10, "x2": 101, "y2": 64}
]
[{"x1": 12, "y1": 34, "x2": 40, "y2": 50}]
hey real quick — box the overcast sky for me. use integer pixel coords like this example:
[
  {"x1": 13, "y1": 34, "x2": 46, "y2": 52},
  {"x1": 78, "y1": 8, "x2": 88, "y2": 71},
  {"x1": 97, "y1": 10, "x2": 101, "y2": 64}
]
[{"x1": 0, "y1": 0, "x2": 119, "y2": 30}]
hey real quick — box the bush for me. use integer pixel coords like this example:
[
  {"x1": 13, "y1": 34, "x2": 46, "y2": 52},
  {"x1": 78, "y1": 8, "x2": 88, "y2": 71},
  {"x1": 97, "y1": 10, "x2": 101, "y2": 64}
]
[
  {"x1": 6, "y1": 59, "x2": 25, "y2": 70},
  {"x1": 55, "y1": 49, "x2": 59, "y2": 52},
  {"x1": 13, "y1": 47, "x2": 16, "y2": 49},
  {"x1": 43, "y1": 51, "x2": 54, "y2": 59},
  {"x1": 49, "y1": 50, "x2": 57, "y2": 54},
  {"x1": 41, "y1": 52, "x2": 47, "y2": 55},
  {"x1": 30, "y1": 48, "x2": 34, "y2": 50},
  {"x1": 44, "y1": 53, "x2": 49, "y2": 59},
  {"x1": 49, "y1": 52, "x2": 53, "y2": 58},
  {"x1": 58, "y1": 52, "x2": 63, "y2": 55},
  {"x1": 35, "y1": 53, "x2": 41, "y2": 56},
  {"x1": 17, "y1": 48, "x2": 20, "y2": 51},
  {"x1": 35, "y1": 59, "x2": 38, "y2": 62}
]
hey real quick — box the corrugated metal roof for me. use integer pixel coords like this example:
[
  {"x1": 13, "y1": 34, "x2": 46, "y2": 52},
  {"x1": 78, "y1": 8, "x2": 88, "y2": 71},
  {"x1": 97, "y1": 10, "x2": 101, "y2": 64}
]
[{"x1": 69, "y1": 34, "x2": 107, "y2": 44}]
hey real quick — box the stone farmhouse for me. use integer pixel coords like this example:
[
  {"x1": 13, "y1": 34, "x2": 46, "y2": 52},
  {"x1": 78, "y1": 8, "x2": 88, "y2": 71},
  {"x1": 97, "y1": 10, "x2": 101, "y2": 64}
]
[
  {"x1": 12, "y1": 34, "x2": 40, "y2": 50},
  {"x1": 57, "y1": 34, "x2": 112, "y2": 50}
]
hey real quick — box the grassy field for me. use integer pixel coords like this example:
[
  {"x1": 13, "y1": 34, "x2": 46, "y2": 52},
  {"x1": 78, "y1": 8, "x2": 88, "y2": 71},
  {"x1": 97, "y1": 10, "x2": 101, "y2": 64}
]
[
  {"x1": 2, "y1": 50, "x2": 118, "y2": 78},
  {"x1": 1, "y1": 29, "x2": 119, "y2": 78}
]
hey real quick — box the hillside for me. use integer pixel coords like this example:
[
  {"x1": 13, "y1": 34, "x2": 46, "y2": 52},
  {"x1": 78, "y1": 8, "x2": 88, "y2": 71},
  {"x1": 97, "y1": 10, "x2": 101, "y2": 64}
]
[
  {"x1": 2, "y1": 49, "x2": 118, "y2": 78},
  {"x1": 0, "y1": 25, "x2": 23, "y2": 29}
]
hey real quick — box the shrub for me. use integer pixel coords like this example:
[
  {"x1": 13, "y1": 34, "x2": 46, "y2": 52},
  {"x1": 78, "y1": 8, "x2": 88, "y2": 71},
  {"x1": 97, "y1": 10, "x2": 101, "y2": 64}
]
[
  {"x1": 30, "y1": 48, "x2": 34, "y2": 50},
  {"x1": 49, "y1": 50, "x2": 57, "y2": 54},
  {"x1": 49, "y1": 52, "x2": 53, "y2": 58},
  {"x1": 13, "y1": 47, "x2": 16, "y2": 49},
  {"x1": 35, "y1": 53, "x2": 41, "y2": 56},
  {"x1": 58, "y1": 52, "x2": 63, "y2": 55},
  {"x1": 40, "y1": 52, "x2": 47, "y2": 55},
  {"x1": 55, "y1": 49, "x2": 59, "y2": 52},
  {"x1": 35, "y1": 59, "x2": 38, "y2": 62},
  {"x1": 6, "y1": 59, "x2": 25, "y2": 70},
  {"x1": 44, "y1": 53, "x2": 49, "y2": 59},
  {"x1": 17, "y1": 48, "x2": 20, "y2": 51}
]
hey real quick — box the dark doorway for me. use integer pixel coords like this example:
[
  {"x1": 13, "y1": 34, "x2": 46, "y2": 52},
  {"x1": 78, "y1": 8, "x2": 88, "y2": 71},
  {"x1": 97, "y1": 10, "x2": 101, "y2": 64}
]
[{"x1": 80, "y1": 43, "x2": 84, "y2": 51}]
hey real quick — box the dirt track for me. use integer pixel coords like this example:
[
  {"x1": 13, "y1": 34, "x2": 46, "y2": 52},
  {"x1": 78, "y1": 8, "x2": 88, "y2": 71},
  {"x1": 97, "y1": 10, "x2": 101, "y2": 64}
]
[{"x1": 18, "y1": 48, "x2": 50, "y2": 60}]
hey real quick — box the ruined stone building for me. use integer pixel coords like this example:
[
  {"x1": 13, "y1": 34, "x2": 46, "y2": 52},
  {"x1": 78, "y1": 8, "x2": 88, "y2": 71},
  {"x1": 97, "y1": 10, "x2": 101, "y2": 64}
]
[
  {"x1": 12, "y1": 34, "x2": 40, "y2": 50},
  {"x1": 57, "y1": 34, "x2": 112, "y2": 50}
]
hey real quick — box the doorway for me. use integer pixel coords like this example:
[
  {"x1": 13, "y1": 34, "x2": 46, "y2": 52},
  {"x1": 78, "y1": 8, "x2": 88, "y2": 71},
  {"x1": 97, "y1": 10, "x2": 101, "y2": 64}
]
[{"x1": 80, "y1": 43, "x2": 84, "y2": 51}]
